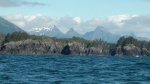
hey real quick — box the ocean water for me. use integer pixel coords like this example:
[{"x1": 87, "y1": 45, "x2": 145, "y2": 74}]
[{"x1": 0, "y1": 55, "x2": 150, "y2": 84}]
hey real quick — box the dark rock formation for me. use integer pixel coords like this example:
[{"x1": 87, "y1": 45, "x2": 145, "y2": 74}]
[
  {"x1": 114, "y1": 46, "x2": 124, "y2": 56},
  {"x1": 61, "y1": 44, "x2": 71, "y2": 55}
]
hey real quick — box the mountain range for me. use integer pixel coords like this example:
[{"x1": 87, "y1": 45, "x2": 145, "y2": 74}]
[
  {"x1": 28, "y1": 25, "x2": 149, "y2": 43},
  {"x1": 28, "y1": 26, "x2": 119, "y2": 43},
  {"x1": 27, "y1": 25, "x2": 64, "y2": 38},
  {"x1": 0, "y1": 17, "x2": 149, "y2": 43},
  {"x1": 82, "y1": 26, "x2": 120, "y2": 43}
]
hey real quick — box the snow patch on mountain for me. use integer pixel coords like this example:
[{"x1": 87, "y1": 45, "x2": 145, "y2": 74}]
[
  {"x1": 27, "y1": 25, "x2": 149, "y2": 43},
  {"x1": 28, "y1": 26, "x2": 55, "y2": 33}
]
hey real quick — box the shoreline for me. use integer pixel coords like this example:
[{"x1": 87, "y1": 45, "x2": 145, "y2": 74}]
[{"x1": 0, "y1": 53, "x2": 110, "y2": 56}]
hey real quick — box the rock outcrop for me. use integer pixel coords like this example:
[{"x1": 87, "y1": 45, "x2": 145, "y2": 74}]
[
  {"x1": 141, "y1": 48, "x2": 150, "y2": 56},
  {"x1": 1, "y1": 33, "x2": 150, "y2": 56},
  {"x1": 0, "y1": 39, "x2": 109, "y2": 55},
  {"x1": 113, "y1": 45, "x2": 150, "y2": 56},
  {"x1": 0, "y1": 39, "x2": 64, "y2": 55},
  {"x1": 68, "y1": 42, "x2": 109, "y2": 55}
]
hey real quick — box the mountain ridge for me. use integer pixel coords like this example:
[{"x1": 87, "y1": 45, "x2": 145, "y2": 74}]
[
  {"x1": 0, "y1": 17, "x2": 25, "y2": 35},
  {"x1": 65, "y1": 28, "x2": 81, "y2": 38},
  {"x1": 28, "y1": 25, "x2": 64, "y2": 38},
  {"x1": 82, "y1": 26, "x2": 120, "y2": 43},
  {"x1": 28, "y1": 25, "x2": 149, "y2": 43}
]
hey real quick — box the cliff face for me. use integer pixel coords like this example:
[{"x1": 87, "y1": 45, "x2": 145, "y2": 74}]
[
  {"x1": 0, "y1": 39, "x2": 109, "y2": 55},
  {"x1": 0, "y1": 39, "x2": 64, "y2": 55},
  {"x1": 0, "y1": 34, "x2": 4, "y2": 46},
  {"x1": 1, "y1": 39, "x2": 150, "y2": 56},
  {"x1": 114, "y1": 45, "x2": 150, "y2": 56},
  {"x1": 67, "y1": 42, "x2": 109, "y2": 55},
  {"x1": 1, "y1": 32, "x2": 150, "y2": 56}
]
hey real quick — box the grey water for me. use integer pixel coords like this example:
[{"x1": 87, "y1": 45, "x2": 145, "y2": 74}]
[{"x1": 0, "y1": 55, "x2": 150, "y2": 84}]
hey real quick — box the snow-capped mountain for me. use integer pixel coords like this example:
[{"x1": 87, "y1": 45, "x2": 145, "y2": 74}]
[
  {"x1": 65, "y1": 28, "x2": 81, "y2": 38},
  {"x1": 28, "y1": 26, "x2": 120, "y2": 43},
  {"x1": 82, "y1": 26, "x2": 120, "y2": 43},
  {"x1": 28, "y1": 25, "x2": 64, "y2": 38},
  {"x1": 27, "y1": 25, "x2": 149, "y2": 43}
]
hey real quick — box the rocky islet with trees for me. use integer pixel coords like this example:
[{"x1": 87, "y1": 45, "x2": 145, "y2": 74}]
[{"x1": 0, "y1": 32, "x2": 150, "y2": 56}]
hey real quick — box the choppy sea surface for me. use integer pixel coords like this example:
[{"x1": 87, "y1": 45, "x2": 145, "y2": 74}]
[{"x1": 0, "y1": 55, "x2": 150, "y2": 84}]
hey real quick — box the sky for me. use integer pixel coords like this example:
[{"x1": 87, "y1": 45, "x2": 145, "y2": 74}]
[{"x1": 0, "y1": 0, "x2": 150, "y2": 38}]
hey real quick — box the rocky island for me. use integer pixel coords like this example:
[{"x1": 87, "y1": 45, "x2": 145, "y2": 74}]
[
  {"x1": 0, "y1": 32, "x2": 111, "y2": 55},
  {"x1": 0, "y1": 32, "x2": 150, "y2": 56}
]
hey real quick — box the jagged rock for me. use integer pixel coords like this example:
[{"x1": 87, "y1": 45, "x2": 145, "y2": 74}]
[
  {"x1": 0, "y1": 39, "x2": 108, "y2": 55},
  {"x1": 114, "y1": 46, "x2": 124, "y2": 56},
  {"x1": 67, "y1": 42, "x2": 106, "y2": 55},
  {"x1": 68, "y1": 42, "x2": 86, "y2": 55},
  {"x1": 85, "y1": 47, "x2": 104, "y2": 56},
  {"x1": 122, "y1": 45, "x2": 141, "y2": 56},
  {"x1": 61, "y1": 44, "x2": 71, "y2": 55},
  {"x1": 0, "y1": 39, "x2": 64, "y2": 55},
  {"x1": 1, "y1": 39, "x2": 150, "y2": 56},
  {"x1": 112, "y1": 45, "x2": 150, "y2": 56}
]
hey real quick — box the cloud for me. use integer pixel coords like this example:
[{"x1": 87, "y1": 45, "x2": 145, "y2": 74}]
[
  {"x1": 13, "y1": 21, "x2": 25, "y2": 28},
  {"x1": 21, "y1": 1, "x2": 46, "y2": 6},
  {"x1": 106, "y1": 14, "x2": 140, "y2": 28},
  {"x1": 3, "y1": 14, "x2": 150, "y2": 38},
  {"x1": 74, "y1": 17, "x2": 82, "y2": 23},
  {"x1": 104, "y1": 14, "x2": 150, "y2": 37},
  {"x1": 120, "y1": 15, "x2": 150, "y2": 36},
  {"x1": 0, "y1": 0, "x2": 46, "y2": 7}
]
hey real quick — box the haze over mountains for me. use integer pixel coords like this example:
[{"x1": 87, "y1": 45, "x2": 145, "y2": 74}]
[
  {"x1": 65, "y1": 28, "x2": 81, "y2": 38},
  {"x1": 82, "y1": 26, "x2": 120, "y2": 43},
  {"x1": 0, "y1": 17, "x2": 24, "y2": 34},
  {"x1": 0, "y1": 17, "x2": 149, "y2": 43}
]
